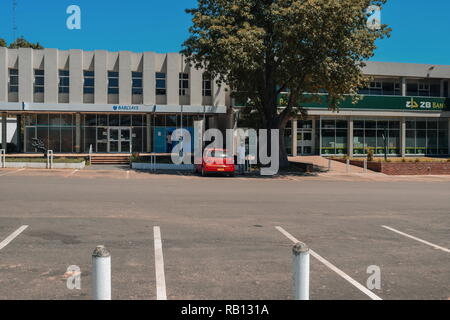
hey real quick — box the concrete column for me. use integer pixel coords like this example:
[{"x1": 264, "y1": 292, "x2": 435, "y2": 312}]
[
  {"x1": 94, "y1": 50, "x2": 108, "y2": 104},
  {"x1": 69, "y1": 49, "x2": 83, "y2": 104},
  {"x1": 448, "y1": 119, "x2": 450, "y2": 155},
  {"x1": 347, "y1": 117, "x2": 354, "y2": 157},
  {"x1": 0, "y1": 47, "x2": 8, "y2": 102},
  {"x1": 292, "y1": 119, "x2": 298, "y2": 156},
  {"x1": 401, "y1": 117, "x2": 406, "y2": 157},
  {"x1": 1, "y1": 113, "x2": 7, "y2": 151},
  {"x1": 43, "y1": 48, "x2": 58, "y2": 103},
  {"x1": 311, "y1": 117, "x2": 316, "y2": 155},
  {"x1": 401, "y1": 77, "x2": 407, "y2": 96},
  {"x1": 143, "y1": 52, "x2": 156, "y2": 105},
  {"x1": 119, "y1": 51, "x2": 132, "y2": 105},
  {"x1": 166, "y1": 53, "x2": 179, "y2": 106},
  {"x1": 75, "y1": 113, "x2": 81, "y2": 153},
  {"x1": 19, "y1": 48, "x2": 34, "y2": 103},
  {"x1": 16, "y1": 115, "x2": 22, "y2": 153},
  {"x1": 190, "y1": 65, "x2": 202, "y2": 106},
  {"x1": 146, "y1": 114, "x2": 152, "y2": 152}
]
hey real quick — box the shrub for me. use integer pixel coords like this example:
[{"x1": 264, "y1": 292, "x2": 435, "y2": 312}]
[{"x1": 366, "y1": 148, "x2": 374, "y2": 162}]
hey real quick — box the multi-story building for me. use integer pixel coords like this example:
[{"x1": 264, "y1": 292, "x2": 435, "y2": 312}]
[
  {"x1": 236, "y1": 62, "x2": 450, "y2": 158},
  {"x1": 1, "y1": 47, "x2": 449, "y2": 157},
  {"x1": 0, "y1": 47, "x2": 228, "y2": 154}
]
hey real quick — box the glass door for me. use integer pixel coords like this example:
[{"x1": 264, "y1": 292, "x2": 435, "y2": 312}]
[
  {"x1": 109, "y1": 128, "x2": 120, "y2": 153},
  {"x1": 297, "y1": 129, "x2": 313, "y2": 155},
  {"x1": 120, "y1": 128, "x2": 131, "y2": 153},
  {"x1": 108, "y1": 128, "x2": 132, "y2": 153}
]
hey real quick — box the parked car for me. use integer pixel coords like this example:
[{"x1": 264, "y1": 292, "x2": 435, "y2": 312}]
[{"x1": 195, "y1": 148, "x2": 236, "y2": 177}]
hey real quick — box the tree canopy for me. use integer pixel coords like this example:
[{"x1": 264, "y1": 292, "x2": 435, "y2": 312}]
[
  {"x1": 0, "y1": 37, "x2": 44, "y2": 49},
  {"x1": 182, "y1": 0, "x2": 390, "y2": 166}
]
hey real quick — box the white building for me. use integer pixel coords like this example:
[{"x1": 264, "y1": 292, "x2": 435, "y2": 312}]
[{"x1": 0, "y1": 47, "x2": 229, "y2": 153}]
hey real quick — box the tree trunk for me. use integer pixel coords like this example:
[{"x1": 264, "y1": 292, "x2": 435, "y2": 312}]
[{"x1": 278, "y1": 128, "x2": 290, "y2": 169}]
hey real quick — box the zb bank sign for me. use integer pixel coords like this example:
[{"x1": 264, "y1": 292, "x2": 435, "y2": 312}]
[{"x1": 406, "y1": 98, "x2": 447, "y2": 111}]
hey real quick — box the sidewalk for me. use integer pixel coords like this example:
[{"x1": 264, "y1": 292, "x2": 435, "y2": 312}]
[{"x1": 288, "y1": 156, "x2": 450, "y2": 182}]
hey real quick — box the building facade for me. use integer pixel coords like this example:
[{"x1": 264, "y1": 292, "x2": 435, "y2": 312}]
[
  {"x1": 0, "y1": 47, "x2": 229, "y2": 154},
  {"x1": 236, "y1": 61, "x2": 450, "y2": 158},
  {"x1": 1, "y1": 47, "x2": 450, "y2": 157}
]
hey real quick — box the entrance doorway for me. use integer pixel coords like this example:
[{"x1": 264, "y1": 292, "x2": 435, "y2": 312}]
[
  {"x1": 108, "y1": 127, "x2": 132, "y2": 153},
  {"x1": 297, "y1": 129, "x2": 313, "y2": 155}
]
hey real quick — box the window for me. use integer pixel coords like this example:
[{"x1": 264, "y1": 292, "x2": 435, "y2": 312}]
[
  {"x1": 9, "y1": 69, "x2": 18, "y2": 93},
  {"x1": 320, "y1": 119, "x2": 348, "y2": 155},
  {"x1": 156, "y1": 72, "x2": 166, "y2": 95},
  {"x1": 202, "y1": 73, "x2": 212, "y2": 97},
  {"x1": 34, "y1": 69, "x2": 44, "y2": 93},
  {"x1": 352, "y1": 119, "x2": 400, "y2": 155},
  {"x1": 405, "y1": 118, "x2": 448, "y2": 155},
  {"x1": 108, "y1": 71, "x2": 119, "y2": 94},
  {"x1": 132, "y1": 72, "x2": 143, "y2": 95},
  {"x1": 407, "y1": 80, "x2": 442, "y2": 97},
  {"x1": 84, "y1": 70, "x2": 95, "y2": 94},
  {"x1": 418, "y1": 83, "x2": 430, "y2": 91},
  {"x1": 59, "y1": 70, "x2": 70, "y2": 94},
  {"x1": 179, "y1": 73, "x2": 189, "y2": 96},
  {"x1": 358, "y1": 79, "x2": 401, "y2": 96},
  {"x1": 369, "y1": 82, "x2": 382, "y2": 89}
]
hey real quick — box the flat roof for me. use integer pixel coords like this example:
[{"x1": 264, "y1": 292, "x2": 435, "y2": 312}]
[{"x1": 363, "y1": 61, "x2": 450, "y2": 79}]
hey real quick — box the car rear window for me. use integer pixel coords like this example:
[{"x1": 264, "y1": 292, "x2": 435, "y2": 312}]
[{"x1": 207, "y1": 150, "x2": 230, "y2": 158}]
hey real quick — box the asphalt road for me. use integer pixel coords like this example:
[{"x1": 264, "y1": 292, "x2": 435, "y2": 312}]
[{"x1": 0, "y1": 168, "x2": 449, "y2": 300}]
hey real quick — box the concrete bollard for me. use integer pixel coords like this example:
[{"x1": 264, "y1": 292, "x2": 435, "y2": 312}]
[
  {"x1": 328, "y1": 158, "x2": 332, "y2": 171},
  {"x1": 92, "y1": 245, "x2": 111, "y2": 300},
  {"x1": 293, "y1": 242, "x2": 310, "y2": 300},
  {"x1": 364, "y1": 159, "x2": 368, "y2": 173},
  {"x1": 346, "y1": 159, "x2": 350, "y2": 173}
]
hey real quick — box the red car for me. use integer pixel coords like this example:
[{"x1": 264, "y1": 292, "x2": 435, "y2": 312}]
[{"x1": 195, "y1": 148, "x2": 236, "y2": 177}]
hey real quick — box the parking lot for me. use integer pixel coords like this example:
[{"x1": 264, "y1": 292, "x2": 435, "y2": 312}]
[{"x1": 0, "y1": 167, "x2": 449, "y2": 300}]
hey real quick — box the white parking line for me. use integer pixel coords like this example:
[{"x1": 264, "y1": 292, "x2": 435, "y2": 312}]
[
  {"x1": 0, "y1": 168, "x2": 26, "y2": 177},
  {"x1": 382, "y1": 225, "x2": 450, "y2": 254},
  {"x1": 275, "y1": 226, "x2": 382, "y2": 301},
  {"x1": 0, "y1": 226, "x2": 29, "y2": 251},
  {"x1": 66, "y1": 169, "x2": 79, "y2": 178},
  {"x1": 153, "y1": 226, "x2": 167, "y2": 300}
]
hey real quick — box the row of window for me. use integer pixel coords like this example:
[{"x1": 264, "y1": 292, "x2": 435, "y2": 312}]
[
  {"x1": 358, "y1": 79, "x2": 447, "y2": 97},
  {"x1": 8, "y1": 69, "x2": 213, "y2": 97}
]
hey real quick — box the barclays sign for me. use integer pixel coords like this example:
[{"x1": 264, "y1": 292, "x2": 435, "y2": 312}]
[{"x1": 113, "y1": 105, "x2": 140, "y2": 111}]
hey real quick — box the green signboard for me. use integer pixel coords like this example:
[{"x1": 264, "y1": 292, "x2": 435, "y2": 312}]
[{"x1": 234, "y1": 93, "x2": 450, "y2": 112}]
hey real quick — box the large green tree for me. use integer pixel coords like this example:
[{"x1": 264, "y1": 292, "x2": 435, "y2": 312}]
[{"x1": 182, "y1": 0, "x2": 390, "y2": 167}]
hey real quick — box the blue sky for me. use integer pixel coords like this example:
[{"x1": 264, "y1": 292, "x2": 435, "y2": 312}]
[{"x1": 0, "y1": 0, "x2": 449, "y2": 65}]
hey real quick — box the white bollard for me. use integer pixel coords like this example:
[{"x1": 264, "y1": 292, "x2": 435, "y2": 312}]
[
  {"x1": 92, "y1": 245, "x2": 111, "y2": 300},
  {"x1": 364, "y1": 159, "x2": 368, "y2": 173},
  {"x1": 293, "y1": 242, "x2": 310, "y2": 300},
  {"x1": 328, "y1": 158, "x2": 332, "y2": 171},
  {"x1": 346, "y1": 159, "x2": 350, "y2": 173}
]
